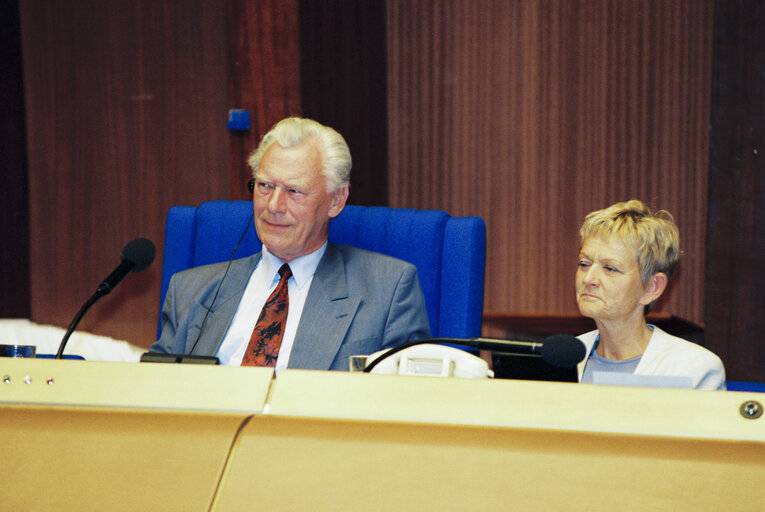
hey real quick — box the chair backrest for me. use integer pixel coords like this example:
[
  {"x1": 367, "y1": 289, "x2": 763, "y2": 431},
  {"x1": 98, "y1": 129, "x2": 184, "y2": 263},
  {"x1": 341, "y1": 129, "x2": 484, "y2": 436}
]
[
  {"x1": 726, "y1": 381, "x2": 765, "y2": 393},
  {"x1": 158, "y1": 200, "x2": 486, "y2": 340}
]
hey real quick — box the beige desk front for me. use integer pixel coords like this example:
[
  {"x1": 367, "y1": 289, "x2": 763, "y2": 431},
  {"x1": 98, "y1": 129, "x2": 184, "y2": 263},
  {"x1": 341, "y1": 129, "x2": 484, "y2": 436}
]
[
  {"x1": 3, "y1": 361, "x2": 763, "y2": 511},
  {"x1": 214, "y1": 370, "x2": 765, "y2": 511},
  {"x1": 1, "y1": 358, "x2": 273, "y2": 512}
]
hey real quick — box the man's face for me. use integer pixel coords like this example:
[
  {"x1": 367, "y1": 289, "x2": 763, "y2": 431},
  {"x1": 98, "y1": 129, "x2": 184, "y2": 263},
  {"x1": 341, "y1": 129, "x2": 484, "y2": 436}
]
[{"x1": 252, "y1": 140, "x2": 348, "y2": 262}]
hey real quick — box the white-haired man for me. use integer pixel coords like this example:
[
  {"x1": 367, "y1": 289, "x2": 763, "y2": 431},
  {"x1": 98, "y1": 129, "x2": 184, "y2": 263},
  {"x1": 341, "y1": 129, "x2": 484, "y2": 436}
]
[{"x1": 151, "y1": 118, "x2": 431, "y2": 370}]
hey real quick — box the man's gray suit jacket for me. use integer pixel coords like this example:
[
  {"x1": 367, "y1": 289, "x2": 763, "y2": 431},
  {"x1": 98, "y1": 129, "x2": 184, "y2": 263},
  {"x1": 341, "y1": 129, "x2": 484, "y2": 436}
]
[{"x1": 150, "y1": 243, "x2": 432, "y2": 370}]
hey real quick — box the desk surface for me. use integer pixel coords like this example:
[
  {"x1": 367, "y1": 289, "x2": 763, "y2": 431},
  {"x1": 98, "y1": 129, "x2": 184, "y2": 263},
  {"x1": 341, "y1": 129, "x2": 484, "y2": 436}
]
[
  {"x1": 2, "y1": 360, "x2": 763, "y2": 512},
  {"x1": 226, "y1": 370, "x2": 765, "y2": 511},
  {"x1": 269, "y1": 369, "x2": 763, "y2": 441},
  {"x1": 0, "y1": 356, "x2": 273, "y2": 412}
]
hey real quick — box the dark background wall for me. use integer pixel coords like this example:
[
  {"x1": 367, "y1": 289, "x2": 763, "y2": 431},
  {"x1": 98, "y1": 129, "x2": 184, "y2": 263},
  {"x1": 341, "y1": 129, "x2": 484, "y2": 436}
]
[
  {"x1": 0, "y1": 0, "x2": 29, "y2": 318},
  {"x1": 1, "y1": 0, "x2": 761, "y2": 382},
  {"x1": 18, "y1": 0, "x2": 231, "y2": 344},
  {"x1": 704, "y1": 0, "x2": 764, "y2": 382},
  {"x1": 299, "y1": 0, "x2": 389, "y2": 206}
]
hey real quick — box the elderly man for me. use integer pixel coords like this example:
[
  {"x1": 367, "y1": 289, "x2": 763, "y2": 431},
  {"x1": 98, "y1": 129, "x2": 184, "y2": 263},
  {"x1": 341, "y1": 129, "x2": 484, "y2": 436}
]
[{"x1": 150, "y1": 117, "x2": 431, "y2": 370}]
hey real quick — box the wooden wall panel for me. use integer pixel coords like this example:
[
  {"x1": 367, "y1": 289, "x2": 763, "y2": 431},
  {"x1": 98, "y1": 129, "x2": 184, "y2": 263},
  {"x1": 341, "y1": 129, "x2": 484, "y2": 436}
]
[
  {"x1": 387, "y1": 0, "x2": 713, "y2": 326},
  {"x1": 21, "y1": 0, "x2": 231, "y2": 346},
  {"x1": 14, "y1": 0, "x2": 303, "y2": 349},
  {"x1": 226, "y1": 0, "x2": 301, "y2": 200},
  {"x1": 0, "y1": 0, "x2": 30, "y2": 318},
  {"x1": 299, "y1": 0, "x2": 389, "y2": 206},
  {"x1": 705, "y1": 0, "x2": 765, "y2": 381}
]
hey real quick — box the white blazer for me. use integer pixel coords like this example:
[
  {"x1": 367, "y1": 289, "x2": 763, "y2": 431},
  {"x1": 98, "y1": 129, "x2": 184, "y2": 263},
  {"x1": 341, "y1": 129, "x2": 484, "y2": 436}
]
[{"x1": 577, "y1": 326, "x2": 726, "y2": 390}]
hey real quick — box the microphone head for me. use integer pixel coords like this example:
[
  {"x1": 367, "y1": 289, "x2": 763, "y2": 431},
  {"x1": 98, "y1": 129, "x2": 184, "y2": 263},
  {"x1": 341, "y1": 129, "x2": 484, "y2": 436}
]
[
  {"x1": 540, "y1": 334, "x2": 586, "y2": 367},
  {"x1": 121, "y1": 238, "x2": 156, "y2": 273}
]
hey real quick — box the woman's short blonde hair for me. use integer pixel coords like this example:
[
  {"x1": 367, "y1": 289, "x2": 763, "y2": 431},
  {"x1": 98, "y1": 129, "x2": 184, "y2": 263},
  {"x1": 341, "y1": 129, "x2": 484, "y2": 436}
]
[
  {"x1": 580, "y1": 199, "x2": 680, "y2": 283},
  {"x1": 247, "y1": 117, "x2": 352, "y2": 192}
]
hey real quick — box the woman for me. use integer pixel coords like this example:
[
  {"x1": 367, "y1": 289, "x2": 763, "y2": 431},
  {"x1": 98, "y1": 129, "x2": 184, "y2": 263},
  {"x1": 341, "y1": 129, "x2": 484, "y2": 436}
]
[{"x1": 575, "y1": 200, "x2": 725, "y2": 390}]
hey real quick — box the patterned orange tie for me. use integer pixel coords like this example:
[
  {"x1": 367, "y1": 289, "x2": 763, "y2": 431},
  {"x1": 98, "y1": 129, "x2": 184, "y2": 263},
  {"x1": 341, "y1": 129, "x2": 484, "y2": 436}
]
[{"x1": 241, "y1": 264, "x2": 292, "y2": 367}]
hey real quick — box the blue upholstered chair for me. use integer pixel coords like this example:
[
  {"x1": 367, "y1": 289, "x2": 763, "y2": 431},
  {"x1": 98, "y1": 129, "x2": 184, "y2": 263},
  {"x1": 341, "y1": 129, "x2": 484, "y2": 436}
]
[
  {"x1": 726, "y1": 381, "x2": 765, "y2": 393},
  {"x1": 158, "y1": 200, "x2": 486, "y2": 341}
]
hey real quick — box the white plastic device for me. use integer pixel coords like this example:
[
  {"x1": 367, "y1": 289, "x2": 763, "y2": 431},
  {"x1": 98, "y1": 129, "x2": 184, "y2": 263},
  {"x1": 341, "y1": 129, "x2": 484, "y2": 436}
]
[{"x1": 362, "y1": 344, "x2": 493, "y2": 379}]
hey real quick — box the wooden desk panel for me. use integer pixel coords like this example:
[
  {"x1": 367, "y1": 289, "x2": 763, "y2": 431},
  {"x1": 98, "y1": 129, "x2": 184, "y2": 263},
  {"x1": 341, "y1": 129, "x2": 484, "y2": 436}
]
[
  {"x1": 482, "y1": 311, "x2": 705, "y2": 344},
  {"x1": 3, "y1": 363, "x2": 763, "y2": 511},
  {"x1": 0, "y1": 357, "x2": 273, "y2": 412},
  {"x1": 214, "y1": 370, "x2": 764, "y2": 511},
  {"x1": 0, "y1": 358, "x2": 273, "y2": 512},
  {"x1": 216, "y1": 415, "x2": 763, "y2": 511},
  {"x1": 2, "y1": 406, "x2": 247, "y2": 512}
]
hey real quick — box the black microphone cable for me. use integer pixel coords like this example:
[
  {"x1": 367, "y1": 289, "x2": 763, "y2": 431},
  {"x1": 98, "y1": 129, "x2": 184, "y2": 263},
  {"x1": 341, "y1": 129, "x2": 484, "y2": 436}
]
[
  {"x1": 185, "y1": 213, "x2": 254, "y2": 356},
  {"x1": 363, "y1": 335, "x2": 585, "y2": 373}
]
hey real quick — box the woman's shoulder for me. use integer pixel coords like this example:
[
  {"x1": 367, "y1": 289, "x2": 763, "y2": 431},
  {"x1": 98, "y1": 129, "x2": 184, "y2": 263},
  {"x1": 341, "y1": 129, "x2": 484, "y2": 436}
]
[
  {"x1": 645, "y1": 326, "x2": 726, "y2": 389},
  {"x1": 647, "y1": 326, "x2": 724, "y2": 366}
]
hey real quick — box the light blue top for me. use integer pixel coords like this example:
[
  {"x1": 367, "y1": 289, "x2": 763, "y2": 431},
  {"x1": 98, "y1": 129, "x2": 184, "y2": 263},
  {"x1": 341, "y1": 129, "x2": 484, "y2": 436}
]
[{"x1": 580, "y1": 327, "x2": 654, "y2": 384}]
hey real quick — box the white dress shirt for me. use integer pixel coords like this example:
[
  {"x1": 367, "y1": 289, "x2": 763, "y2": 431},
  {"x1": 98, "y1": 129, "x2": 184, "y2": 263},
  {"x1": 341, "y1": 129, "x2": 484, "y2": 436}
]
[{"x1": 216, "y1": 243, "x2": 326, "y2": 370}]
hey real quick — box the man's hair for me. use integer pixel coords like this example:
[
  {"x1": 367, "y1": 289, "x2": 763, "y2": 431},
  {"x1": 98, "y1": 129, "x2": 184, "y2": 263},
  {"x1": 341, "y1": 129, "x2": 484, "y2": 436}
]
[
  {"x1": 247, "y1": 117, "x2": 352, "y2": 192},
  {"x1": 579, "y1": 199, "x2": 680, "y2": 283}
]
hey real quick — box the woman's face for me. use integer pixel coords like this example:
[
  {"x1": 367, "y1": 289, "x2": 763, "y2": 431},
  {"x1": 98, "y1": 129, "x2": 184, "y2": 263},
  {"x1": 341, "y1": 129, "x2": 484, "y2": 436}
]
[{"x1": 576, "y1": 235, "x2": 653, "y2": 323}]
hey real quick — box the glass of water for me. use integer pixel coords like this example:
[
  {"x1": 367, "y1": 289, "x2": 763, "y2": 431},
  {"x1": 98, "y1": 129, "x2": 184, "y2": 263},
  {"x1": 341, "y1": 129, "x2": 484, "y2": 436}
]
[{"x1": 0, "y1": 344, "x2": 37, "y2": 358}]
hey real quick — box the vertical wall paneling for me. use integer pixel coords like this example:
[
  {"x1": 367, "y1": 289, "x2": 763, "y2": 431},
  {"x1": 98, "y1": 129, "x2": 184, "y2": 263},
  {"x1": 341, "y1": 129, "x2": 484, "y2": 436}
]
[
  {"x1": 387, "y1": 0, "x2": 714, "y2": 326},
  {"x1": 299, "y1": 0, "x2": 389, "y2": 206},
  {"x1": 226, "y1": 0, "x2": 301, "y2": 200},
  {"x1": 705, "y1": 0, "x2": 764, "y2": 381},
  {"x1": 20, "y1": 0, "x2": 230, "y2": 346},
  {"x1": 0, "y1": 0, "x2": 30, "y2": 318},
  {"x1": 18, "y1": 0, "x2": 303, "y2": 347}
]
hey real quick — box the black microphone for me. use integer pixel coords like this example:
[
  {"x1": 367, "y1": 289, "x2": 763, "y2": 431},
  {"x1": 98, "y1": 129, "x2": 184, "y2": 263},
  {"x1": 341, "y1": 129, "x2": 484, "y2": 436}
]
[
  {"x1": 362, "y1": 335, "x2": 586, "y2": 373},
  {"x1": 55, "y1": 238, "x2": 156, "y2": 359},
  {"x1": 97, "y1": 238, "x2": 156, "y2": 296},
  {"x1": 469, "y1": 334, "x2": 586, "y2": 368}
]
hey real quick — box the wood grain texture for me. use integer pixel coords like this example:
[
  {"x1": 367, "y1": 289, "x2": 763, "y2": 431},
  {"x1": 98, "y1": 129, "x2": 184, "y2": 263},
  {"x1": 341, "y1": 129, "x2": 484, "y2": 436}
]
[
  {"x1": 21, "y1": 0, "x2": 231, "y2": 346},
  {"x1": 226, "y1": 0, "x2": 301, "y2": 200},
  {"x1": 299, "y1": 0, "x2": 389, "y2": 206},
  {"x1": 387, "y1": 0, "x2": 713, "y2": 325},
  {"x1": 705, "y1": 0, "x2": 765, "y2": 381}
]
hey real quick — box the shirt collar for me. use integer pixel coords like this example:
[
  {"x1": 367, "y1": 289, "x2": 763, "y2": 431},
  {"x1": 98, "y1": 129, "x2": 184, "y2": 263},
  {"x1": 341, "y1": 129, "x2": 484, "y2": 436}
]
[{"x1": 261, "y1": 242, "x2": 327, "y2": 289}]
